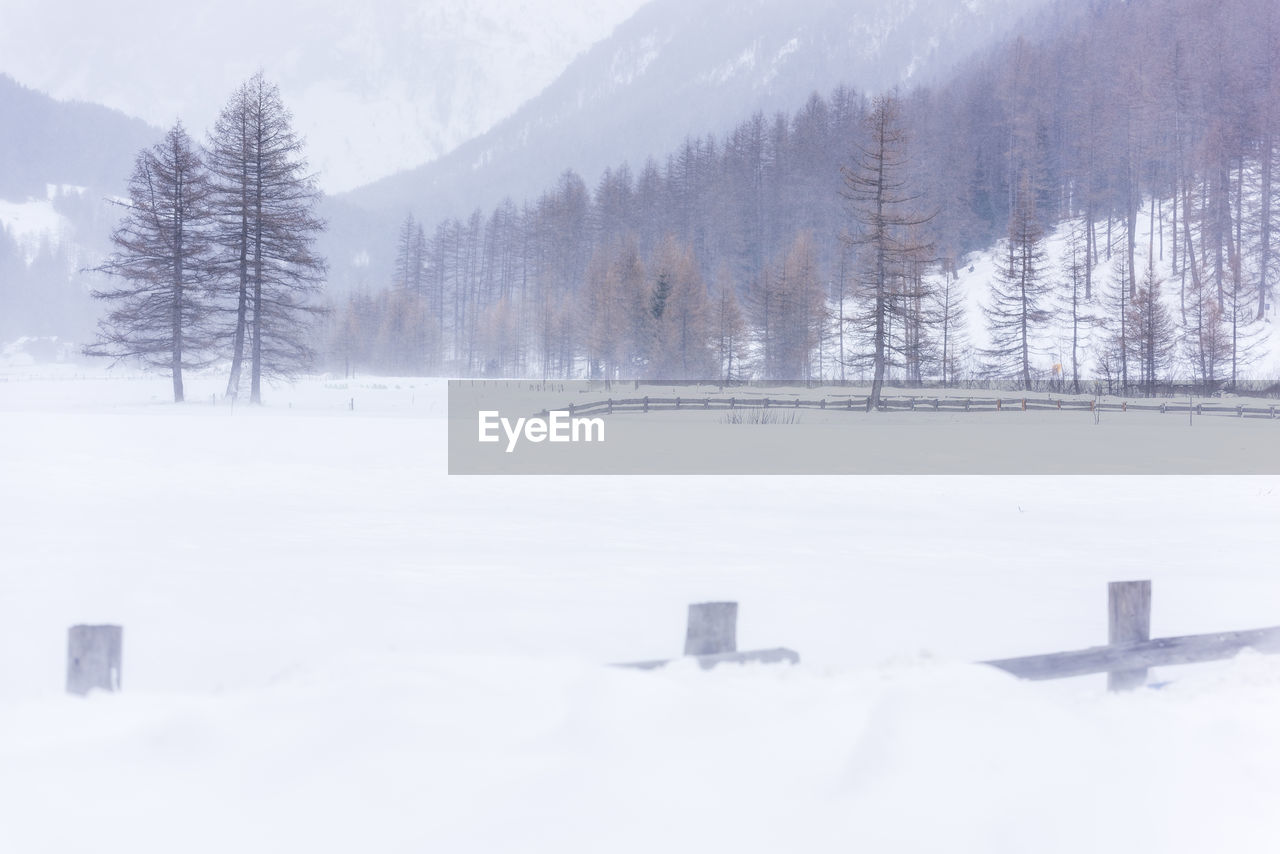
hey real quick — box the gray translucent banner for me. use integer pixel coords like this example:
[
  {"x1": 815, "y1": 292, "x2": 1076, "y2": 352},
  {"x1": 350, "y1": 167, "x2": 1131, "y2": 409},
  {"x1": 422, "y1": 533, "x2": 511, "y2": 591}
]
[{"x1": 447, "y1": 380, "x2": 1280, "y2": 474}]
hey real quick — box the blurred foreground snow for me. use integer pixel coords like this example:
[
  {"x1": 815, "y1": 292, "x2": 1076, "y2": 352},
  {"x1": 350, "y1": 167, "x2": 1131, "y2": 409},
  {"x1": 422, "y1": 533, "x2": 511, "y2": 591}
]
[{"x1": 1, "y1": 372, "x2": 1278, "y2": 853}]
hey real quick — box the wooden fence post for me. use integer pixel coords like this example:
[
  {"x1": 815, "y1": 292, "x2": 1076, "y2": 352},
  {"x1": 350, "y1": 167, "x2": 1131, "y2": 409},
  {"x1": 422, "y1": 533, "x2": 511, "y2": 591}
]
[
  {"x1": 684, "y1": 602, "x2": 738, "y2": 656},
  {"x1": 67, "y1": 624, "x2": 123, "y2": 696},
  {"x1": 1108, "y1": 581, "x2": 1152, "y2": 691}
]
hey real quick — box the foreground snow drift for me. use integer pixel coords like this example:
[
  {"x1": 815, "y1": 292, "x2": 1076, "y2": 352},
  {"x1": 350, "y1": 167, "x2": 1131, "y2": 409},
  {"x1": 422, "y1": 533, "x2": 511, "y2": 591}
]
[{"x1": 1, "y1": 373, "x2": 1278, "y2": 853}]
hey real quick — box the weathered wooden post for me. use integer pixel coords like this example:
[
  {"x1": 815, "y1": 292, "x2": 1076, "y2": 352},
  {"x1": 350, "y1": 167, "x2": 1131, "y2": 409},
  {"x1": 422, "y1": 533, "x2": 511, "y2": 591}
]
[
  {"x1": 684, "y1": 602, "x2": 738, "y2": 656},
  {"x1": 1108, "y1": 581, "x2": 1151, "y2": 691},
  {"x1": 67, "y1": 625, "x2": 123, "y2": 696}
]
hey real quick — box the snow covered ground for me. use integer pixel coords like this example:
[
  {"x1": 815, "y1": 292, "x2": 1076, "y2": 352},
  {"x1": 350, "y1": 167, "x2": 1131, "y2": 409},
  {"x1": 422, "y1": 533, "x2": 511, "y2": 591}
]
[
  {"x1": 950, "y1": 191, "x2": 1280, "y2": 382},
  {"x1": 2, "y1": 370, "x2": 1279, "y2": 852}
]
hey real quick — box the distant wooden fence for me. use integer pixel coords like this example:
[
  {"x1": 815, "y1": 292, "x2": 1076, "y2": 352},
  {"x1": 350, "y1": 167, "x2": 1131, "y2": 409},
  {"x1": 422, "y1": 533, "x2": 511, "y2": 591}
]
[{"x1": 542, "y1": 395, "x2": 1280, "y2": 420}]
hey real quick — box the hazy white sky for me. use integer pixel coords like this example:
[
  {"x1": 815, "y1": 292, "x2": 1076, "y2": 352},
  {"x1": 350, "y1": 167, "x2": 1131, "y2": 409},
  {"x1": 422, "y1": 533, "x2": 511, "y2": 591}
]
[{"x1": 0, "y1": 0, "x2": 648, "y2": 190}]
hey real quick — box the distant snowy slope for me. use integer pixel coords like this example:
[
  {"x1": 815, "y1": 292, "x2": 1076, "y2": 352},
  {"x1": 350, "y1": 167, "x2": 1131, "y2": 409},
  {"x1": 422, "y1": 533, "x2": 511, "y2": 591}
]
[
  {"x1": 0, "y1": 74, "x2": 157, "y2": 200},
  {"x1": 949, "y1": 194, "x2": 1280, "y2": 387},
  {"x1": 0, "y1": 0, "x2": 649, "y2": 193},
  {"x1": 343, "y1": 0, "x2": 1050, "y2": 220},
  {"x1": 0, "y1": 76, "x2": 161, "y2": 343}
]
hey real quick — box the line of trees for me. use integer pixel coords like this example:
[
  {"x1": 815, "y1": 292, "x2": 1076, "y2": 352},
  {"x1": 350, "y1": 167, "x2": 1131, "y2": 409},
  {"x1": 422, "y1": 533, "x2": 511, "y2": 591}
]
[
  {"x1": 85, "y1": 73, "x2": 326, "y2": 403},
  {"x1": 329, "y1": 0, "x2": 1276, "y2": 394}
]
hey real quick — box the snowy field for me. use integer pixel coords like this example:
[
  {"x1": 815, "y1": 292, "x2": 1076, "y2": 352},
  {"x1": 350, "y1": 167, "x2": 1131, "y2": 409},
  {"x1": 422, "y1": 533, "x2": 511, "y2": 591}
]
[{"x1": 3, "y1": 369, "x2": 1280, "y2": 853}]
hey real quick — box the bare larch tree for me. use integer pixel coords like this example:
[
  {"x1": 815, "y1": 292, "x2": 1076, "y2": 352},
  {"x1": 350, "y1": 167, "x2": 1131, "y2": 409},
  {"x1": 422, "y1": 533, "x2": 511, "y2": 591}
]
[
  {"x1": 208, "y1": 72, "x2": 326, "y2": 404},
  {"x1": 85, "y1": 122, "x2": 214, "y2": 402},
  {"x1": 841, "y1": 93, "x2": 933, "y2": 407}
]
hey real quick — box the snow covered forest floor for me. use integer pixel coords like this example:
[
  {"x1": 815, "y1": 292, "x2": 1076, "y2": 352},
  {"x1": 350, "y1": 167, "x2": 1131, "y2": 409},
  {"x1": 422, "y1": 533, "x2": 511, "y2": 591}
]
[{"x1": 2, "y1": 371, "x2": 1280, "y2": 852}]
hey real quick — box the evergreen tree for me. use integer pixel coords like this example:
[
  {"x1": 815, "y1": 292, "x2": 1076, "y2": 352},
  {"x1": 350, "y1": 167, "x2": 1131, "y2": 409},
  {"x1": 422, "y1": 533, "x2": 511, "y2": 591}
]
[
  {"x1": 1182, "y1": 274, "x2": 1229, "y2": 393},
  {"x1": 1059, "y1": 217, "x2": 1098, "y2": 393},
  {"x1": 931, "y1": 268, "x2": 969, "y2": 388},
  {"x1": 647, "y1": 237, "x2": 713, "y2": 379},
  {"x1": 84, "y1": 122, "x2": 214, "y2": 402},
  {"x1": 392, "y1": 213, "x2": 425, "y2": 295},
  {"x1": 981, "y1": 175, "x2": 1051, "y2": 389},
  {"x1": 1100, "y1": 252, "x2": 1133, "y2": 394},
  {"x1": 841, "y1": 94, "x2": 933, "y2": 405},
  {"x1": 208, "y1": 72, "x2": 327, "y2": 403},
  {"x1": 1128, "y1": 264, "x2": 1176, "y2": 395},
  {"x1": 711, "y1": 266, "x2": 747, "y2": 382}
]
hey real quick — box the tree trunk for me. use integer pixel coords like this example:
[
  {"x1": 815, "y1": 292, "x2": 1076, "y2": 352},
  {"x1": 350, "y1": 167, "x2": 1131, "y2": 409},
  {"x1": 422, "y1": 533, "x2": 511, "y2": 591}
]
[
  {"x1": 1260, "y1": 132, "x2": 1273, "y2": 319},
  {"x1": 249, "y1": 121, "x2": 265, "y2": 406}
]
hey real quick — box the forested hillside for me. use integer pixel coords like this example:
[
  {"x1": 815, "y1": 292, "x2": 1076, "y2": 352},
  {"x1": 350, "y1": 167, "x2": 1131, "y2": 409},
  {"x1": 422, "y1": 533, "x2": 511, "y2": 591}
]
[
  {"x1": 0, "y1": 75, "x2": 160, "y2": 344},
  {"x1": 332, "y1": 0, "x2": 1278, "y2": 391}
]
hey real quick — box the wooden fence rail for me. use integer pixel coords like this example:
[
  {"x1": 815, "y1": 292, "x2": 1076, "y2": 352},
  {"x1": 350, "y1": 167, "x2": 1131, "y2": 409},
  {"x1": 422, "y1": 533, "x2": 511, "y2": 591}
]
[
  {"x1": 613, "y1": 601, "x2": 800, "y2": 671},
  {"x1": 984, "y1": 625, "x2": 1280, "y2": 682},
  {"x1": 983, "y1": 580, "x2": 1280, "y2": 690},
  {"x1": 613, "y1": 582, "x2": 1278, "y2": 692},
  {"x1": 63, "y1": 585, "x2": 1275, "y2": 696}
]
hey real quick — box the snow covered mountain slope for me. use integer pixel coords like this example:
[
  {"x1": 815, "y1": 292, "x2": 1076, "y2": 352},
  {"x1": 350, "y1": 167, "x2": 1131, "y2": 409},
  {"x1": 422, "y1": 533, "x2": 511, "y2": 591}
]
[
  {"x1": 0, "y1": 0, "x2": 648, "y2": 193},
  {"x1": 342, "y1": 0, "x2": 1050, "y2": 220},
  {"x1": 947, "y1": 195, "x2": 1280, "y2": 389},
  {"x1": 0, "y1": 74, "x2": 157, "y2": 201},
  {"x1": 0, "y1": 75, "x2": 161, "y2": 343}
]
